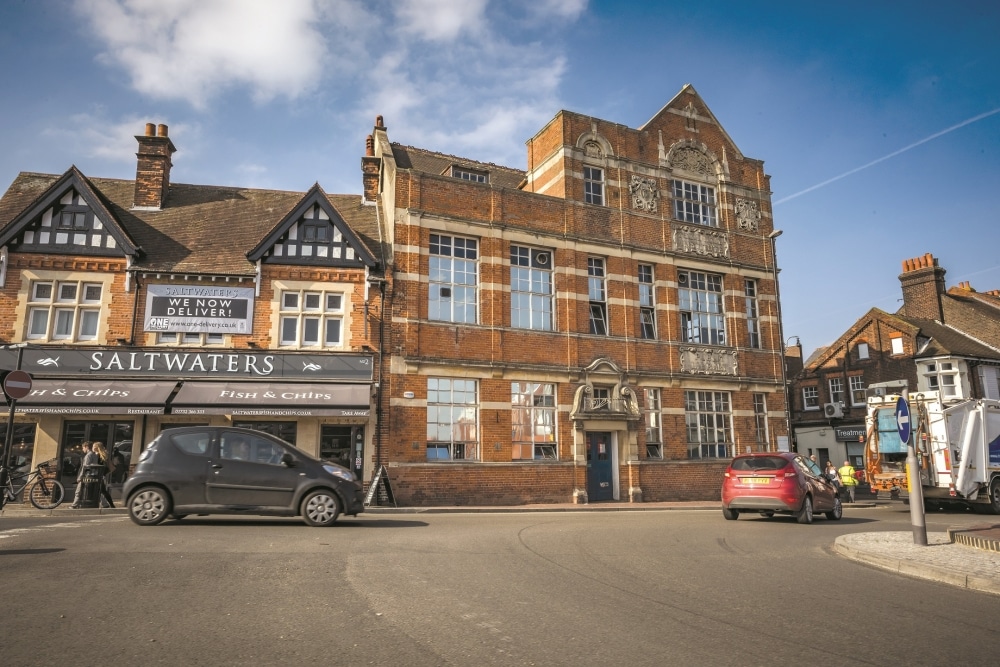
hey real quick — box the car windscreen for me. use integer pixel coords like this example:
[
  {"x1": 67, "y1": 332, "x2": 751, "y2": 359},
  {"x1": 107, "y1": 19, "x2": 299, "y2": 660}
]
[{"x1": 730, "y1": 456, "x2": 789, "y2": 471}]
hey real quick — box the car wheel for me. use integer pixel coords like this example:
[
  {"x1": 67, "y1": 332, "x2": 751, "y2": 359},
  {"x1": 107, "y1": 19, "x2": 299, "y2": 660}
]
[
  {"x1": 797, "y1": 496, "x2": 813, "y2": 524},
  {"x1": 128, "y1": 487, "x2": 171, "y2": 526},
  {"x1": 722, "y1": 506, "x2": 739, "y2": 521},
  {"x1": 758, "y1": 511, "x2": 775, "y2": 518},
  {"x1": 302, "y1": 489, "x2": 341, "y2": 527},
  {"x1": 988, "y1": 478, "x2": 1000, "y2": 515},
  {"x1": 825, "y1": 496, "x2": 843, "y2": 521}
]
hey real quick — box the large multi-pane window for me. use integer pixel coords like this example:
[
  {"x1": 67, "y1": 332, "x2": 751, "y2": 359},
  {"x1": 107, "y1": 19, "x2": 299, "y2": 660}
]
[
  {"x1": 27, "y1": 280, "x2": 102, "y2": 342},
  {"x1": 511, "y1": 246, "x2": 554, "y2": 330},
  {"x1": 753, "y1": 393, "x2": 768, "y2": 449},
  {"x1": 850, "y1": 376, "x2": 866, "y2": 406},
  {"x1": 588, "y1": 257, "x2": 608, "y2": 335},
  {"x1": 828, "y1": 377, "x2": 844, "y2": 405},
  {"x1": 584, "y1": 166, "x2": 604, "y2": 205},
  {"x1": 511, "y1": 382, "x2": 557, "y2": 460},
  {"x1": 644, "y1": 388, "x2": 663, "y2": 459},
  {"x1": 429, "y1": 233, "x2": 478, "y2": 323},
  {"x1": 685, "y1": 390, "x2": 732, "y2": 459},
  {"x1": 745, "y1": 279, "x2": 760, "y2": 349},
  {"x1": 802, "y1": 386, "x2": 819, "y2": 410},
  {"x1": 639, "y1": 264, "x2": 656, "y2": 339},
  {"x1": 279, "y1": 289, "x2": 344, "y2": 348},
  {"x1": 672, "y1": 179, "x2": 717, "y2": 227},
  {"x1": 679, "y1": 270, "x2": 725, "y2": 345},
  {"x1": 426, "y1": 378, "x2": 478, "y2": 461}
]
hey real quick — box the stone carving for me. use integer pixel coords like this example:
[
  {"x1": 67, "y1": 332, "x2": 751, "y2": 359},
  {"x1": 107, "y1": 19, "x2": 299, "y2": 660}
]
[
  {"x1": 584, "y1": 141, "x2": 603, "y2": 158},
  {"x1": 669, "y1": 146, "x2": 712, "y2": 176},
  {"x1": 672, "y1": 225, "x2": 729, "y2": 258},
  {"x1": 680, "y1": 347, "x2": 738, "y2": 376},
  {"x1": 735, "y1": 198, "x2": 761, "y2": 232},
  {"x1": 629, "y1": 175, "x2": 659, "y2": 213}
]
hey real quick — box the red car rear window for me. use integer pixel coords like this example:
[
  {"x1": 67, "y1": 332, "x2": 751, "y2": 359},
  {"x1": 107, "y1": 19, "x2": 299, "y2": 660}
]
[{"x1": 730, "y1": 456, "x2": 789, "y2": 471}]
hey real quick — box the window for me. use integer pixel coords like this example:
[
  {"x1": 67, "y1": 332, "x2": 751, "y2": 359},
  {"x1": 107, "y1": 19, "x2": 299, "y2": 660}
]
[
  {"x1": 591, "y1": 386, "x2": 612, "y2": 410},
  {"x1": 802, "y1": 386, "x2": 819, "y2": 410},
  {"x1": 279, "y1": 289, "x2": 344, "y2": 348},
  {"x1": 511, "y1": 382, "x2": 557, "y2": 460},
  {"x1": 890, "y1": 336, "x2": 904, "y2": 355},
  {"x1": 828, "y1": 378, "x2": 844, "y2": 405},
  {"x1": 685, "y1": 390, "x2": 732, "y2": 459},
  {"x1": 639, "y1": 264, "x2": 656, "y2": 339},
  {"x1": 923, "y1": 361, "x2": 960, "y2": 399},
  {"x1": 511, "y1": 246, "x2": 554, "y2": 330},
  {"x1": 753, "y1": 393, "x2": 768, "y2": 449},
  {"x1": 979, "y1": 366, "x2": 1000, "y2": 401},
  {"x1": 451, "y1": 166, "x2": 488, "y2": 183},
  {"x1": 850, "y1": 376, "x2": 866, "y2": 406},
  {"x1": 584, "y1": 166, "x2": 604, "y2": 205},
  {"x1": 27, "y1": 279, "x2": 102, "y2": 342},
  {"x1": 644, "y1": 388, "x2": 663, "y2": 459},
  {"x1": 745, "y1": 279, "x2": 760, "y2": 349},
  {"x1": 678, "y1": 270, "x2": 725, "y2": 345},
  {"x1": 588, "y1": 257, "x2": 608, "y2": 335},
  {"x1": 856, "y1": 342, "x2": 870, "y2": 360},
  {"x1": 426, "y1": 378, "x2": 478, "y2": 461},
  {"x1": 672, "y1": 179, "x2": 717, "y2": 227},
  {"x1": 430, "y1": 233, "x2": 478, "y2": 323},
  {"x1": 156, "y1": 332, "x2": 225, "y2": 346}
]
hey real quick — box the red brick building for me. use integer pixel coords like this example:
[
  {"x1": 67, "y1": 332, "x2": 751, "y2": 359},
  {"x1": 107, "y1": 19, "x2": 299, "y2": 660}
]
[
  {"x1": 790, "y1": 253, "x2": 1000, "y2": 469},
  {"x1": 367, "y1": 85, "x2": 788, "y2": 504}
]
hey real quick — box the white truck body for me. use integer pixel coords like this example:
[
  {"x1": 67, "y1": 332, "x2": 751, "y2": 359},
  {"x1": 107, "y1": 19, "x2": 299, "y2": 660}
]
[{"x1": 864, "y1": 390, "x2": 1000, "y2": 514}]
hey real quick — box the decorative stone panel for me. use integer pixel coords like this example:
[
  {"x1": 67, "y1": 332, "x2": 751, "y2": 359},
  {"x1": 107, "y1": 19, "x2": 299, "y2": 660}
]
[
  {"x1": 679, "y1": 347, "x2": 738, "y2": 376},
  {"x1": 734, "y1": 198, "x2": 761, "y2": 232},
  {"x1": 668, "y1": 146, "x2": 712, "y2": 177},
  {"x1": 672, "y1": 225, "x2": 729, "y2": 258},
  {"x1": 629, "y1": 175, "x2": 659, "y2": 213}
]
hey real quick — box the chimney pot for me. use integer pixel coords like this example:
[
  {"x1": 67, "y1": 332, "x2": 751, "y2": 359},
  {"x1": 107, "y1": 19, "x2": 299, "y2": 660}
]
[
  {"x1": 375, "y1": 115, "x2": 385, "y2": 129},
  {"x1": 366, "y1": 135, "x2": 374, "y2": 157},
  {"x1": 145, "y1": 123, "x2": 155, "y2": 137},
  {"x1": 157, "y1": 124, "x2": 168, "y2": 138}
]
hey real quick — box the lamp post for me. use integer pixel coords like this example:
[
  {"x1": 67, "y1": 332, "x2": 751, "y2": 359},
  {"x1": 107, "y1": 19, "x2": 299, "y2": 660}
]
[{"x1": 768, "y1": 230, "x2": 790, "y2": 451}]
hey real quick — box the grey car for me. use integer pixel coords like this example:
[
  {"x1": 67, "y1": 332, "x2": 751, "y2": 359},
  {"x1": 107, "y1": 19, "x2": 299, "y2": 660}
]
[{"x1": 122, "y1": 427, "x2": 364, "y2": 526}]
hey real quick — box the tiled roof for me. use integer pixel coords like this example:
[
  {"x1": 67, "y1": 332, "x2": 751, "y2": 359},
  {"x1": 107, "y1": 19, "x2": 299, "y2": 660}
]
[
  {"x1": 904, "y1": 318, "x2": 1000, "y2": 360},
  {"x1": 0, "y1": 172, "x2": 384, "y2": 276},
  {"x1": 390, "y1": 144, "x2": 526, "y2": 190}
]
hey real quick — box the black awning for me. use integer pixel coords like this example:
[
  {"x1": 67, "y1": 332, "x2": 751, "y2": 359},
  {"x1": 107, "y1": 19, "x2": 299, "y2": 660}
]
[
  {"x1": 7, "y1": 379, "x2": 179, "y2": 415},
  {"x1": 169, "y1": 382, "x2": 371, "y2": 417}
]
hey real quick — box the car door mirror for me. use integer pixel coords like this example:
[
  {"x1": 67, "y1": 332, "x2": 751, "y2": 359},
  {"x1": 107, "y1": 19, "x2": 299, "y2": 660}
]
[{"x1": 280, "y1": 452, "x2": 296, "y2": 467}]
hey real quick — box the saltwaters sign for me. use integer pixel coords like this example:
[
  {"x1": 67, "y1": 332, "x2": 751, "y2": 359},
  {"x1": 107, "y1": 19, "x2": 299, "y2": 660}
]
[{"x1": 144, "y1": 284, "x2": 254, "y2": 334}]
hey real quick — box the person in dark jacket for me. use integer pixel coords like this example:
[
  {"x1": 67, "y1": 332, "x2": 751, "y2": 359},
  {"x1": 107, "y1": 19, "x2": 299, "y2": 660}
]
[
  {"x1": 70, "y1": 441, "x2": 95, "y2": 508},
  {"x1": 91, "y1": 442, "x2": 116, "y2": 508}
]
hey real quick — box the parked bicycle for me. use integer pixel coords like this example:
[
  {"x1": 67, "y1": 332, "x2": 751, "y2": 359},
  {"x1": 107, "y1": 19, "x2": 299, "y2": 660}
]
[{"x1": 1, "y1": 460, "x2": 65, "y2": 509}]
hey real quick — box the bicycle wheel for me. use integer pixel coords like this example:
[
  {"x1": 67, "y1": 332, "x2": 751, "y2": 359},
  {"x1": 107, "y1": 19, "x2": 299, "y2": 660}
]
[{"x1": 29, "y1": 478, "x2": 65, "y2": 509}]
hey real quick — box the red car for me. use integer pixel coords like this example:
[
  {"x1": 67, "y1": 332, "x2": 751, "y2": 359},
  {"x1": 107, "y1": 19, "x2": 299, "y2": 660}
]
[{"x1": 721, "y1": 452, "x2": 842, "y2": 523}]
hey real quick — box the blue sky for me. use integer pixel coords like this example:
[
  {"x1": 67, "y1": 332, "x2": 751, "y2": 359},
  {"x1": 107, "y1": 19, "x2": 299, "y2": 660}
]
[{"x1": 1, "y1": 0, "x2": 998, "y2": 357}]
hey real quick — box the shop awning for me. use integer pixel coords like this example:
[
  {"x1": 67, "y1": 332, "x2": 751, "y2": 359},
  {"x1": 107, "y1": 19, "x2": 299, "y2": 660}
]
[
  {"x1": 168, "y1": 382, "x2": 371, "y2": 417},
  {"x1": 5, "y1": 379, "x2": 179, "y2": 415}
]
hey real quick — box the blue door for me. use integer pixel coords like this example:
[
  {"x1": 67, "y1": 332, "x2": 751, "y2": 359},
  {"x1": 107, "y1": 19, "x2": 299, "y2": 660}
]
[{"x1": 586, "y1": 432, "x2": 614, "y2": 501}]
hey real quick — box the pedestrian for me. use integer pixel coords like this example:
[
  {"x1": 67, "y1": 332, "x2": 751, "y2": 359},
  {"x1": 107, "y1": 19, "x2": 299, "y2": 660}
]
[
  {"x1": 825, "y1": 461, "x2": 841, "y2": 487},
  {"x1": 70, "y1": 441, "x2": 95, "y2": 508},
  {"x1": 809, "y1": 454, "x2": 817, "y2": 464},
  {"x1": 838, "y1": 459, "x2": 858, "y2": 503},
  {"x1": 91, "y1": 442, "x2": 116, "y2": 508}
]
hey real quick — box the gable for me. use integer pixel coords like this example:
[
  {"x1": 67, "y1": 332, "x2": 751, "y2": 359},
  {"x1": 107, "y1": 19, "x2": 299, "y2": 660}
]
[
  {"x1": 0, "y1": 167, "x2": 138, "y2": 257},
  {"x1": 247, "y1": 185, "x2": 376, "y2": 269}
]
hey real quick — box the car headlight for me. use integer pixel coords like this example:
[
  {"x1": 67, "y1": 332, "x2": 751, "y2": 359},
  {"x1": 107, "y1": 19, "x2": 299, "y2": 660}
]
[{"x1": 323, "y1": 464, "x2": 355, "y2": 482}]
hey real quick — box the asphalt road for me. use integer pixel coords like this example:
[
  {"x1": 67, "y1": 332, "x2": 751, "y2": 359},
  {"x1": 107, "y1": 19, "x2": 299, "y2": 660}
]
[{"x1": 1, "y1": 506, "x2": 998, "y2": 666}]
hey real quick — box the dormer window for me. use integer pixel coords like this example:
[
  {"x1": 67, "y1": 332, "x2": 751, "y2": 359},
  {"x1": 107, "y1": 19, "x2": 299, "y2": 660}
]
[{"x1": 451, "y1": 166, "x2": 488, "y2": 183}]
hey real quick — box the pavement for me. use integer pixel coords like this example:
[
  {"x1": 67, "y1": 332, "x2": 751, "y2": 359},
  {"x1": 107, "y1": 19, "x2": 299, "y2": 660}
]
[{"x1": 3, "y1": 498, "x2": 998, "y2": 596}]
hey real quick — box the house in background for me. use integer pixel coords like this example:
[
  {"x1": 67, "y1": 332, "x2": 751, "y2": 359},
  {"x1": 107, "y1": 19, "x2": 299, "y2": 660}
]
[{"x1": 790, "y1": 253, "x2": 1000, "y2": 469}]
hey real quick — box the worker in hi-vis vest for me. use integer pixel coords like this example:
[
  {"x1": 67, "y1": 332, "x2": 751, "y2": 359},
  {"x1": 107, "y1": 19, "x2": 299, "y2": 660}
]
[{"x1": 838, "y1": 460, "x2": 858, "y2": 503}]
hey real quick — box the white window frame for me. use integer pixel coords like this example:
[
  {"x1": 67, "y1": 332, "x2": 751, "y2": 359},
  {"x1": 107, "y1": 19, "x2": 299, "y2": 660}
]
[
  {"x1": 672, "y1": 179, "x2": 717, "y2": 227},
  {"x1": 510, "y1": 245, "x2": 554, "y2": 331},
  {"x1": 274, "y1": 283, "x2": 347, "y2": 350},
  {"x1": 588, "y1": 257, "x2": 608, "y2": 335},
  {"x1": 25, "y1": 278, "x2": 104, "y2": 343},
  {"x1": 639, "y1": 264, "x2": 656, "y2": 339},
  {"x1": 745, "y1": 279, "x2": 760, "y2": 349},
  {"x1": 890, "y1": 336, "x2": 904, "y2": 355},
  {"x1": 856, "y1": 342, "x2": 870, "y2": 360},
  {"x1": 644, "y1": 388, "x2": 663, "y2": 459},
  {"x1": 156, "y1": 332, "x2": 226, "y2": 347},
  {"x1": 679, "y1": 270, "x2": 725, "y2": 345},
  {"x1": 451, "y1": 166, "x2": 488, "y2": 183},
  {"x1": 511, "y1": 382, "x2": 557, "y2": 461},
  {"x1": 923, "y1": 361, "x2": 962, "y2": 399},
  {"x1": 429, "y1": 233, "x2": 478, "y2": 324},
  {"x1": 849, "y1": 376, "x2": 866, "y2": 406},
  {"x1": 802, "y1": 386, "x2": 819, "y2": 410},
  {"x1": 685, "y1": 390, "x2": 732, "y2": 459},
  {"x1": 828, "y1": 377, "x2": 844, "y2": 405},
  {"x1": 753, "y1": 393, "x2": 768, "y2": 450},
  {"x1": 426, "y1": 378, "x2": 479, "y2": 461},
  {"x1": 584, "y1": 166, "x2": 604, "y2": 206}
]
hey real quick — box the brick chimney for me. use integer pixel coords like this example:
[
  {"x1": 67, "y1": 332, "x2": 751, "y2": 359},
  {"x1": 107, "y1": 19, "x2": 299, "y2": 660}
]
[
  {"x1": 133, "y1": 122, "x2": 176, "y2": 210},
  {"x1": 361, "y1": 115, "x2": 385, "y2": 204},
  {"x1": 899, "y1": 252, "x2": 946, "y2": 320}
]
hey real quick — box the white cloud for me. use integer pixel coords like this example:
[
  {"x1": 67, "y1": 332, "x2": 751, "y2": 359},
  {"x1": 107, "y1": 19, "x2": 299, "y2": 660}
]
[
  {"x1": 42, "y1": 112, "x2": 198, "y2": 170},
  {"x1": 74, "y1": 0, "x2": 336, "y2": 109},
  {"x1": 393, "y1": 0, "x2": 488, "y2": 42}
]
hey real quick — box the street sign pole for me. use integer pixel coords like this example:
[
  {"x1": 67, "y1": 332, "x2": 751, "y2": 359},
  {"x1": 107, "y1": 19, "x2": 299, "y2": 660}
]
[
  {"x1": 0, "y1": 346, "x2": 25, "y2": 510},
  {"x1": 900, "y1": 389, "x2": 927, "y2": 546}
]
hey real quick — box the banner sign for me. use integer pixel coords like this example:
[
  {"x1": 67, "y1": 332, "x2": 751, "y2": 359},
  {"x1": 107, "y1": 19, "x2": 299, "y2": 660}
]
[
  {"x1": 143, "y1": 284, "x2": 254, "y2": 334},
  {"x1": 834, "y1": 425, "x2": 866, "y2": 442}
]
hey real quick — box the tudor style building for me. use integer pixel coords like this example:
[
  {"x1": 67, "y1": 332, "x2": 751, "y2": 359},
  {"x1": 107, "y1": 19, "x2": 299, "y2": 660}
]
[
  {"x1": 365, "y1": 85, "x2": 788, "y2": 504},
  {"x1": 790, "y1": 253, "x2": 1000, "y2": 469},
  {"x1": 0, "y1": 123, "x2": 386, "y2": 498}
]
